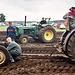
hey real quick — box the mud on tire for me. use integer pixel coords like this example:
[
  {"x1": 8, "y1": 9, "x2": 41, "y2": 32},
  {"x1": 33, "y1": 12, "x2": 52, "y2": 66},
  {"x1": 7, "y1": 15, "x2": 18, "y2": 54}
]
[
  {"x1": 39, "y1": 26, "x2": 56, "y2": 43},
  {"x1": 0, "y1": 46, "x2": 10, "y2": 66}
]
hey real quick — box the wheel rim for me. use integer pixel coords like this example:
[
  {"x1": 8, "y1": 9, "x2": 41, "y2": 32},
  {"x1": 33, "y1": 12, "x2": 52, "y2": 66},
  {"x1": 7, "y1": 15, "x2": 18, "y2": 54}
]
[
  {"x1": 0, "y1": 51, "x2": 6, "y2": 65},
  {"x1": 22, "y1": 38, "x2": 27, "y2": 43},
  {"x1": 44, "y1": 30, "x2": 54, "y2": 40}
]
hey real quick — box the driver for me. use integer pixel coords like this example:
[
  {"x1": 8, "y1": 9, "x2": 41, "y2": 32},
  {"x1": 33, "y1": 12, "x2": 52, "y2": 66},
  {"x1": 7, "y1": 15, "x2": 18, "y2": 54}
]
[
  {"x1": 63, "y1": 7, "x2": 75, "y2": 30},
  {"x1": 37, "y1": 17, "x2": 47, "y2": 30},
  {"x1": 40, "y1": 17, "x2": 47, "y2": 25}
]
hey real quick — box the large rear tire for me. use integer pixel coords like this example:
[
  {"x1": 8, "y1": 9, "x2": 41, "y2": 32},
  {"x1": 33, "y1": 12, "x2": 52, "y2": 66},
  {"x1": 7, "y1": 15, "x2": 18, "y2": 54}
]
[
  {"x1": 63, "y1": 29, "x2": 75, "y2": 61},
  {"x1": 60, "y1": 30, "x2": 69, "y2": 43},
  {"x1": 39, "y1": 26, "x2": 56, "y2": 43},
  {"x1": 0, "y1": 46, "x2": 10, "y2": 66}
]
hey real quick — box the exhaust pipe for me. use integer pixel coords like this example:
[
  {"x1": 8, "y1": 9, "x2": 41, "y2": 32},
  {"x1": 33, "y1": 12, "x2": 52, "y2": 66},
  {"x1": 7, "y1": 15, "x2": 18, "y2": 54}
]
[{"x1": 25, "y1": 16, "x2": 26, "y2": 26}]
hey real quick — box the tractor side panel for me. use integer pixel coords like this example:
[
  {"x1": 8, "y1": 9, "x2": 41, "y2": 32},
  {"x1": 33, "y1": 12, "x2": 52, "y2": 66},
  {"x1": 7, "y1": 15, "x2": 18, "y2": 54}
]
[
  {"x1": 24, "y1": 29, "x2": 35, "y2": 36},
  {"x1": 16, "y1": 26, "x2": 37, "y2": 37},
  {"x1": 16, "y1": 28, "x2": 24, "y2": 36}
]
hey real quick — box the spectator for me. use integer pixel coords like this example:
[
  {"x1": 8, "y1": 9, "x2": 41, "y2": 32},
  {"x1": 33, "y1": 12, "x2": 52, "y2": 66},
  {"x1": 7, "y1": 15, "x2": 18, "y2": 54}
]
[
  {"x1": 6, "y1": 21, "x2": 16, "y2": 40},
  {"x1": 6, "y1": 37, "x2": 22, "y2": 62}
]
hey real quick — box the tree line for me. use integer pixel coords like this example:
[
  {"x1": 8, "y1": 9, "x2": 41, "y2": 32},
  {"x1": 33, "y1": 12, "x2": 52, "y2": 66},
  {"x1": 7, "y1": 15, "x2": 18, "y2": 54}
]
[{"x1": 0, "y1": 13, "x2": 6, "y2": 22}]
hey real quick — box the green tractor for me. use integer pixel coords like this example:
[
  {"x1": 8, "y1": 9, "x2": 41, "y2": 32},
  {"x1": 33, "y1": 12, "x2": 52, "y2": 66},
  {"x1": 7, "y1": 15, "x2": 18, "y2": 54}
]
[{"x1": 16, "y1": 18, "x2": 56, "y2": 44}]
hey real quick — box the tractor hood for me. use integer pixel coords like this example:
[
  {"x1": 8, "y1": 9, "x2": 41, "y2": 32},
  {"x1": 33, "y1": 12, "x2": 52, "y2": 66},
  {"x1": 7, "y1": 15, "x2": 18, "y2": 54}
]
[{"x1": 16, "y1": 26, "x2": 36, "y2": 29}]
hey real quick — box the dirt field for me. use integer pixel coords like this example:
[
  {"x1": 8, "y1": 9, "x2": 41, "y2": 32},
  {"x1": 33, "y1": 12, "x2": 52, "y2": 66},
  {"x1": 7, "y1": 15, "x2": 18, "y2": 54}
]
[
  {"x1": 0, "y1": 31, "x2": 75, "y2": 75},
  {"x1": 0, "y1": 55, "x2": 75, "y2": 75}
]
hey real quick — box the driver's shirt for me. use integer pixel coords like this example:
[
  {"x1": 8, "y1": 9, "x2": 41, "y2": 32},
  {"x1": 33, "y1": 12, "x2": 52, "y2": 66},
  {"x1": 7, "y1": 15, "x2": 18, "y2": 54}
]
[
  {"x1": 6, "y1": 27, "x2": 16, "y2": 39},
  {"x1": 40, "y1": 20, "x2": 47, "y2": 25},
  {"x1": 63, "y1": 12, "x2": 75, "y2": 29}
]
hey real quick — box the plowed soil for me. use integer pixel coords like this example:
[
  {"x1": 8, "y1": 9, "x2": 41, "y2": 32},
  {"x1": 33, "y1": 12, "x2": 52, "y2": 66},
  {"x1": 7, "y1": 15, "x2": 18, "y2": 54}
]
[
  {"x1": 0, "y1": 56, "x2": 75, "y2": 75},
  {"x1": 0, "y1": 31, "x2": 75, "y2": 75}
]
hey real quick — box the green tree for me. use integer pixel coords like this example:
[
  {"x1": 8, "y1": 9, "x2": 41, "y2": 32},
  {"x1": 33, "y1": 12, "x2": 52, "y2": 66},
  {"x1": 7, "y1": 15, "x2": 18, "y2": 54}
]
[{"x1": 0, "y1": 13, "x2": 6, "y2": 22}]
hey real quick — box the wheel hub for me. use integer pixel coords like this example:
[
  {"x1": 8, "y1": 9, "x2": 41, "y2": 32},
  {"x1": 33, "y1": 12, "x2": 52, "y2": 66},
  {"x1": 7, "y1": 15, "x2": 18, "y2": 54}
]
[
  {"x1": 22, "y1": 38, "x2": 27, "y2": 43},
  {"x1": 0, "y1": 51, "x2": 6, "y2": 64},
  {"x1": 44, "y1": 30, "x2": 54, "y2": 40},
  {"x1": 46, "y1": 34, "x2": 49, "y2": 36}
]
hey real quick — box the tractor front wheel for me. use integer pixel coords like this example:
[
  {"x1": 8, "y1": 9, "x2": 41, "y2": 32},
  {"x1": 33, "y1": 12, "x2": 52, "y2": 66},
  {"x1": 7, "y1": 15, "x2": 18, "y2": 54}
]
[
  {"x1": 0, "y1": 46, "x2": 9, "y2": 66},
  {"x1": 19, "y1": 35, "x2": 30, "y2": 44}
]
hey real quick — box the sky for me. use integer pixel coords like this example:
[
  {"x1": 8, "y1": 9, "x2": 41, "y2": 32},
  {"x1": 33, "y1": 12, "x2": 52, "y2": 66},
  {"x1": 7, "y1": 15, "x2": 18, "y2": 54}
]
[{"x1": 0, "y1": 0, "x2": 75, "y2": 21}]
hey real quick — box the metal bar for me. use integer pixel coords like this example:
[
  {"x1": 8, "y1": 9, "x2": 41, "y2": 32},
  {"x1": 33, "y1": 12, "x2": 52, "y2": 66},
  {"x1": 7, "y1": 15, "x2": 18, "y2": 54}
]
[{"x1": 25, "y1": 16, "x2": 26, "y2": 26}]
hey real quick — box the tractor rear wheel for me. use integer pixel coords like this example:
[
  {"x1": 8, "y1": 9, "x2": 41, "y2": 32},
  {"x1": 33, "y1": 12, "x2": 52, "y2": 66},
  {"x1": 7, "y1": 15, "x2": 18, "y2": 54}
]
[
  {"x1": 0, "y1": 46, "x2": 9, "y2": 66},
  {"x1": 19, "y1": 35, "x2": 30, "y2": 44},
  {"x1": 63, "y1": 29, "x2": 75, "y2": 61},
  {"x1": 39, "y1": 26, "x2": 56, "y2": 43}
]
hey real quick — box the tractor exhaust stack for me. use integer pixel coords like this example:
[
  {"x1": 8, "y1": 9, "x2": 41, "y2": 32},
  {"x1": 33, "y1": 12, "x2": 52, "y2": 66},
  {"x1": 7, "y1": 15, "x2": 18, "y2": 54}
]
[{"x1": 25, "y1": 16, "x2": 26, "y2": 26}]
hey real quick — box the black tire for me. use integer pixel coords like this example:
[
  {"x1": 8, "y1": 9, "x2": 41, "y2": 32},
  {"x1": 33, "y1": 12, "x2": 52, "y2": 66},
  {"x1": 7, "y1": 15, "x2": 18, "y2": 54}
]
[
  {"x1": 63, "y1": 29, "x2": 75, "y2": 61},
  {"x1": 19, "y1": 35, "x2": 30, "y2": 44},
  {"x1": 0, "y1": 45, "x2": 10, "y2": 66},
  {"x1": 60, "y1": 30, "x2": 69, "y2": 43},
  {"x1": 39, "y1": 26, "x2": 56, "y2": 43}
]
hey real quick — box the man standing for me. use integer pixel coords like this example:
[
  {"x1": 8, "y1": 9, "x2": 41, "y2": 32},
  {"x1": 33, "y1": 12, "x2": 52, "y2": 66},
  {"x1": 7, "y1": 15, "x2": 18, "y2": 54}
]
[
  {"x1": 63, "y1": 7, "x2": 75, "y2": 30},
  {"x1": 40, "y1": 17, "x2": 47, "y2": 25},
  {"x1": 6, "y1": 37, "x2": 21, "y2": 62},
  {"x1": 6, "y1": 21, "x2": 16, "y2": 40}
]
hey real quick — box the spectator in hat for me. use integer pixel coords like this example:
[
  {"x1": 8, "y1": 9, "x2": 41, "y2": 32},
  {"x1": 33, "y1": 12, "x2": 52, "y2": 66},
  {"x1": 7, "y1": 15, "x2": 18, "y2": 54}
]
[{"x1": 6, "y1": 37, "x2": 21, "y2": 62}]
